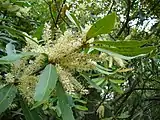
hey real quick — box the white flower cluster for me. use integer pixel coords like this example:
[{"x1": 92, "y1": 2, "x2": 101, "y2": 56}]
[{"x1": 56, "y1": 65, "x2": 88, "y2": 94}]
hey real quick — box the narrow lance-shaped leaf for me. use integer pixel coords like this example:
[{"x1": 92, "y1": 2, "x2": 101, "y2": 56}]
[
  {"x1": 20, "y1": 96, "x2": 42, "y2": 120},
  {"x1": 34, "y1": 64, "x2": 58, "y2": 102},
  {"x1": 66, "y1": 10, "x2": 82, "y2": 32},
  {"x1": 0, "y1": 52, "x2": 37, "y2": 64},
  {"x1": 92, "y1": 47, "x2": 146, "y2": 60},
  {"x1": 0, "y1": 26, "x2": 38, "y2": 43},
  {"x1": 0, "y1": 84, "x2": 17, "y2": 114},
  {"x1": 86, "y1": 12, "x2": 116, "y2": 40},
  {"x1": 93, "y1": 40, "x2": 149, "y2": 48},
  {"x1": 56, "y1": 81, "x2": 75, "y2": 120}
]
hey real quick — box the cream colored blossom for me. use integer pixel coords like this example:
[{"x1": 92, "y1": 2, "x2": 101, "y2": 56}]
[
  {"x1": 5, "y1": 73, "x2": 15, "y2": 83},
  {"x1": 56, "y1": 65, "x2": 88, "y2": 94},
  {"x1": 59, "y1": 52, "x2": 97, "y2": 71},
  {"x1": 18, "y1": 75, "x2": 37, "y2": 104}
]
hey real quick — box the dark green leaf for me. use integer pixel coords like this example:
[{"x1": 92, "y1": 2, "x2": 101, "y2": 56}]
[
  {"x1": 109, "y1": 79, "x2": 125, "y2": 84},
  {"x1": 34, "y1": 64, "x2": 58, "y2": 102},
  {"x1": 111, "y1": 83, "x2": 124, "y2": 94},
  {"x1": 33, "y1": 24, "x2": 44, "y2": 40},
  {"x1": 0, "y1": 84, "x2": 17, "y2": 114},
  {"x1": 74, "y1": 105, "x2": 88, "y2": 111},
  {"x1": 0, "y1": 26, "x2": 38, "y2": 43},
  {"x1": 20, "y1": 97, "x2": 42, "y2": 120},
  {"x1": 80, "y1": 73, "x2": 103, "y2": 91},
  {"x1": 93, "y1": 47, "x2": 146, "y2": 60},
  {"x1": 86, "y1": 13, "x2": 116, "y2": 40},
  {"x1": 93, "y1": 40, "x2": 149, "y2": 48},
  {"x1": 56, "y1": 81, "x2": 75, "y2": 120}
]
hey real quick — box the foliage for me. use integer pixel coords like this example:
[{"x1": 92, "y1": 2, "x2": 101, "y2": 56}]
[{"x1": 0, "y1": 0, "x2": 159, "y2": 120}]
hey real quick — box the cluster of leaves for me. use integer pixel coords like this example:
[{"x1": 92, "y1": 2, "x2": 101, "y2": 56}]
[{"x1": 0, "y1": 0, "x2": 159, "y2": 120}]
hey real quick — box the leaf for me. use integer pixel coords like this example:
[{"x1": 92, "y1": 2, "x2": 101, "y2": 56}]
[
  {"x1": 34, "y1": 64, "x2": 58, "y2": 102},
  {"x1": 56, "y1": 81, "x2": 75, "y2": 120},
  {"x1": 92, "y1": 47, "x2": 146, "y2": 60},
  {"x1": 33, "y1": 24, "x2": 44, "y2": 40},
  {"x1": 111, "y1": 83, "x2": 124, "y2": 94},
  {"x1": 74, "y1": 99, "x2": 87, "y2": 104},
  {"x1": 86, "y1": 12, "x2": 116, "y2": 40},
  {"x1": 0, "y1": 52, "x2": 36, "y2": 64},
  {"x1": 0, "y1": 26, "x2": 38, "y2": 43},
  {"x1": 109, "y1": 79, "x2": 125, "y2": 84},
  {"x1": 74, "y1": 105, "x2": 88, "y2": 111},
  {"x1": 93, "y1": 40, "x2": 156, "y2": 56},
  {"x1": 66, "y1": 10, "x2": 82, "y2": 32},
  {"x1": 80, "y1": 73, "x2": 103, "y2": 91},
  {"x1": 5, "y1": 42, "x2": 16, "y2": 55},
  {"x1": 117, "y1": 112, "x2": 130, "y2": 118},
  {"x1": 93, "y1": 40, "x2": 149, "y2": 48},
  {"x1": 20, "y1": 97, "x2": 42, "y2": 120},
  {"x1": 0, "y1": 84, "x2": 17, "y2": 114},
  {"x1": 92, "y1": 77, "x2": 105, "y2": 86}
]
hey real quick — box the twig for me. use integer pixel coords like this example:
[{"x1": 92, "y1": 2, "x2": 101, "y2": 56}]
[
  {"x1": 54, "y1": 0, "x2": 66, "y2": 25},
  {"x1": 115, "y1": 0, "x2": 131, "y2": 38},
  {"x1": 44, "y1": 0, "x2": 57, "y2": 28}
]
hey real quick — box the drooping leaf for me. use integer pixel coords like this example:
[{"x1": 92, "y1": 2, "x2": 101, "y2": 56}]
[
  {"x1": 0, "y1": 26, "x2": 38, "y2": 43},
  {"x1": 111, "y1": 83, "x2": 124, "y2": 94},
  {"x1": 5, "y1": 42, "x2": 16, "y2": 55},
  {"x1": 34, "y1": 64, "x2": 58, "y2": 102},
  {"x1": 0, "y1": 84, "x2": 17, "y2": 114},
  {"x1": 109, "y1": 79, "x2": 125, "y2": 84},
  {"x1": 86, "y1": 12, "x2": 116, "y2": 40},
  {"x1": 74, "y1": 105, "x2": 88, "y2": 111},
  {"x1": 92, "y1": 40, "x2": 156, "y2": 57},
  {"x1": 93, "y1": 40, "x2": 149, "y2": 48},
  {"x1": 74, "y1": 99, "x2": 87, "y2": 104},
  {"x1": 93, "y1": 47, "x2": 146, "y2": 60},
  {"x1": 117, "y1": 111, "x2": 130, "y2": 118},
  {"x1": 66, "y1": 10, "x2": 82, "y2": 32},
  {"x1": 0, "y1": 52, "x2": 37, "y2": 64},
  {"x1": 56, "y1": 81, "x2": 75, "y2": 120},
  {"x1": 33, "y1": 24, "x2": 44, "y2": 40},
  {"x1": 80, "y1": 73, "x2": 103, "y2": 91},
  {"x1": 20, "y1": 96, "x2": 42, "y2": 120},
  {"x1": 92, "y1": 77, "x2": 105, "y2": 86}
]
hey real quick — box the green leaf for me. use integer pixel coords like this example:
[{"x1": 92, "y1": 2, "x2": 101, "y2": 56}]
[
  {"x1": 0, "y1": 26, "x2": 38, "y2": 43},
  {"x1": 109, "y1": 79, "x2": 125, "y2": 84},
  {"x1": 20, "y1": 97, "x2": 42, "y2": 120},
  {"x1": 93, "y1": 40, "x2": 149, "y2": 48},
  {"x1": 74, "y1": 105, "x2": 88, "y2": 111},
  {"x1": 92, "y1": 77, "x2": 105, "y2": 86},
  {"x1": 0, "y1": 52, "x2": 37, "y2": 64},
  {"x1": 93, "y1": 40, "x2": 156, "y2": 56},
  {"x1": 33, "y1": 24, "x2": 44, "y2": 40},
  {"x1": 0, "y1": 84, "x2": 17, "y2": 114},
  {"x1": 66, "y1": 10, "x2": 82, "y2": 32},
  {"x1": 117, "y1": 112, "x2": 130, "y2": 118},
  {"x1": 74, "y1": 99, "x2": 87, "y2": 104},
  {"x1": 111, "y1": 83, "x2": 124, "y2": 94},
  {"x1": 92, "y1": 47, "x2": 146, "y2": 60},
  {"x1": 5, "y1": 42, "x2": 16, "y2": 55},
  {"x1": 86, "y1": 12, "x2": 116, "y2": 40},
  {"x1": 80, "y1": 73, "x2": 103, "y2": 91},
  {"x1": 34, "y1": 64, "x2": 58, "y2": 102},
  {"x1": 56, "y1": 81, "x2": 75, "y2": 120}
]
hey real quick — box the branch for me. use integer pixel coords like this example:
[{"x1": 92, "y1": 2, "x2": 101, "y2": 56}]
[
  {"x1": 44, "y1": 0, "x2": 57, "y2": 28},
  {"x1": 115, "y1": 0, "x2": 131, "y2": 38},
  {"x1": 54, "y1": 0, "x2": 66, "y2": 25}
]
